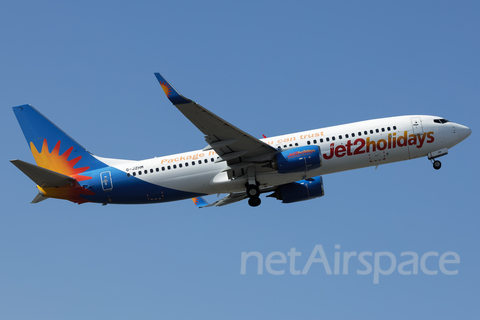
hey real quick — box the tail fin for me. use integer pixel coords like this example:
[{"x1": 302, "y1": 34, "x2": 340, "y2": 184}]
[{"x1": 12, "y1": 105, "x2": 106, "y2": 177}]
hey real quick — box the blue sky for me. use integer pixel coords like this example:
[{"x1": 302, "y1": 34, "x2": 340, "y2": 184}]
[{"x1": 1, "y1": 1, "x2": 479, "y2": 319}]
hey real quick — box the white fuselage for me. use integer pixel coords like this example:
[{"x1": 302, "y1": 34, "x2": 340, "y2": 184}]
[{"x1": 98, "y1": 115, "x2": 469, "y2": 197}]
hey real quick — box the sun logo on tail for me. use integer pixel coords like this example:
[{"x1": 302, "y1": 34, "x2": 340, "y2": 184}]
[
  {"x1": 159, "y1": 81, "x2": 173, "y2": 97},
  {"x1": 30, "y1": 139, "x2": 92, "y2": 181}
]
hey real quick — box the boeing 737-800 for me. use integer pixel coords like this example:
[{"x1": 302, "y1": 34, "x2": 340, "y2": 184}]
[{"x1": 11, "y1": 73, "x2": 471, "y2": 207}]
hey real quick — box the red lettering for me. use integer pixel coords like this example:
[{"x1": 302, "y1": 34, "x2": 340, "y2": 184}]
[
  {"x1": 408, "y1": 134, "x2": 417, "y2": 146},
  {"x1": 397, "y1": 131, "x2": 408, "y2": 147},
  {"x1": 427, "y1": 131, "x2": 435, "y2": 143},
  {"x1": 345, "y1": 140, "x2": 353, "y2": 156},
  {"x1": 335, "y1": 145, "x2": 347, "y2": 158},
  {"x1": 323, "y1": 143, "x2": 335, "y2": 160},
  {"x1": 366, "y1": 137, "x2": 376, "y2": 152},
  {"x1": 353, "y1": 138, "x2": 366, "y2": 155},
  {"x1": 377, "y1": 139, "x2": 387, "y2": 151},
  {"x1": 417, "y1": 132, "x2": 427, "y2": 148}
]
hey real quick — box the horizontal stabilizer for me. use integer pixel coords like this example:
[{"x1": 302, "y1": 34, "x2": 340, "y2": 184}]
[
  {"x1": 31, "y1": 192, "x2": 48, "y2": 203},
  {"x1": 11, "y1": 159, "x2": 75, "y2": 188}
]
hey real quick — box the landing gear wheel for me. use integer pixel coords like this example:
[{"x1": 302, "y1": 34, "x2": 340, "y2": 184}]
[
  {"x1": 248, "y1": 197, "x2": 261, "y2": 207},
  {"x1": 246, "y1": 184, "x2": 259, "y2": 198},
  {"x1": 433, "y1": 160, "x2": 441, "y2": 170}
]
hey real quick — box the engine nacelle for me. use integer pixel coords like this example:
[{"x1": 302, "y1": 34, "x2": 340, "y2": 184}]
[
  {"x1": 273, "y1": 146, "x2": 322, "y2": 173},
  {"x1": 271, "y1": 176, "x2": 325, "y2": 203}
]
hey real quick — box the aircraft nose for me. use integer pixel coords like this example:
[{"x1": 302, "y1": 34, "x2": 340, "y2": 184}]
[{"x1": 457, "y1": 124, "x2": 471, "y2": 142}]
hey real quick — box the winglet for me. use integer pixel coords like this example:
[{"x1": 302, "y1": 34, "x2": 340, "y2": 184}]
[
  {"x1": 192, "y1": 196, "x2": 210, "y2": 208},
  {"x1": 154, "y1": 73, "x2": 191, "y2": 105}
]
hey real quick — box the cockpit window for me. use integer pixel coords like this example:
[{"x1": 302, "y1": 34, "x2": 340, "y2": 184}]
[{"x1": 434, "y1": 118, "x2": 450, "y2": 124}]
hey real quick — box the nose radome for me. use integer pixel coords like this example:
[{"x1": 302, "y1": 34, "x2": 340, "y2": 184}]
[{"x1": 457, "y1": 124, "x2": 471, "y2": 142}]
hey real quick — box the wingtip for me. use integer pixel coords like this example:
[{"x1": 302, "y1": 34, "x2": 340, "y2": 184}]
[
  {"x1": 192, "y1": 196, "x2": 209, "y2": 208},
  {"x1": 154, "y1": 72, "x2": 191, "y2": 105}
]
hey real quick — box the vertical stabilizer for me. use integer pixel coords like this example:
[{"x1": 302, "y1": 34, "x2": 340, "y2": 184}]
[{"x1": 12, "y1": 105, "x2": 107, "y2": 177}]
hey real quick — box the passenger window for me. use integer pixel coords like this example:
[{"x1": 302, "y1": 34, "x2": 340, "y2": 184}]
[
  {"x1": 345, "y1": 134, "x2": 349, "y2": 138},
  {"x1": 198, "y1": 160, "x2": 202, "y2": 164},
  {"x1": 314, "y1": 139, "x2": 317, "y2": 144},
  {"x1": 332, "y1": 136, "x2": 335, "y2": 141},
  {"x1": 162, "y1": 167, "x2": 165, "y2": 171},
  {"x1": 138, "y1": 171, "x2": 142, "y2": 175},
  {"x1": 156, "y1": 168, "x2": 159, "y2": 172},
  {"x1": 132, "y1": 172, "x2": 136, "y2": 176},
  {"x1": 211, "y1": 158, "x2": 214, "y2": 162},
  {"x1": 185, "y1": 163, "x2": 188, "y2": 167},
  {"x1": 179, "y1": 164, "x2": 182, "y2": 168},
  {"x1": 387, "y1": 127, "x2": 391, "y2": 131},
  {"x1": 364, "y1": 131, "x2": 368, "y2": 135},
  {"x1": 393, "y1": 126, "x2": 397, "y2": 130},
  {"x1": 376, "y1": 129, "x2": 379, "y2": 133},
  {"x1": 358, "y1": 132, "x2": 362, "y2": 136},
  {"x1": 173, "y1": 165, "x2": 177, "y2": 169},
  {"x1": 326, "y1": 137, "x2": 330, "y2": 142},
  {"x1": 319, "y1": 139, "x2": 323, "y2": 143},
  {"x1": 192, "y1": 162, "x2": 195, "y2": 166},
  {"x1": 168, "y1": 165, "x2": 171, "y2": 170},
  {"x1": 352, "y1": 133, "x2": 355, "y2": 137},
  {"x1": 204, "y1": 159, "x2": 208, "y2": 163},
  {"x1": 295, "y1": 143, "x2": 298, "y2": 146},
  {"x1": 339, "y1": 135, "x2": 342, "y2": 139},
  {"x1": 150, "y1": 169, "x2": 154, "y2": 173},
  {"x1": 307, "y1": 141, "x2": 311, "y2": 145},
  {"x1": 370, "y1": 130, "x2": 373, "y2": 134},
  {"x1": 381, "y1": 128, "x2": 385, "y2": 132},
  {"x1": 127, "y1": 173, "x2": 130, "y2": 177}
]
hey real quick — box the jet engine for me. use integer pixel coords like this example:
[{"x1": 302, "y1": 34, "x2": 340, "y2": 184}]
[
  {"x1": 272, "y1": 146, "x2": 322, "y2": 173},
  {"x1": 269, "y1": 176, "x2": 325, "y2": 203}
]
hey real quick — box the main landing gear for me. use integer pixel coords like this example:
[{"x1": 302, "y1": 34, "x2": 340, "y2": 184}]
[
  {"x1": 246, "y1": 183, "x2": 261, "y2": 207},
  {"x1": 245, "y1": 166, "x2": 261, "y2": 207}
]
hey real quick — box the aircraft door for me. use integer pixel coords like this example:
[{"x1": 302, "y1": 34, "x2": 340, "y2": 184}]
[
  {"x1": 100, "y1": 171, "x2": 113, "y2": 192},
  {"x1": 411, "y1": 117, "x2": 424, "y2": 135}
]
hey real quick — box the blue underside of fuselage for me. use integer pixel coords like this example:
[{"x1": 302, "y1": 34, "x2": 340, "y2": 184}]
[{"x1": 77, "y1": 167, "x2": 205, "y2": 204}]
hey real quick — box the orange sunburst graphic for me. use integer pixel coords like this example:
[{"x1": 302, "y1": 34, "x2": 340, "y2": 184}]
[
  {"x1": 30, "y1": 139, "x2": 91, "y2": 182},
  {"x1": 160, "y1": 81, "x2": 172, "y2": 97}
]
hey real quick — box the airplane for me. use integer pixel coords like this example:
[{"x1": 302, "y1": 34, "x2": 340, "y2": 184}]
[{"x1": 11, "y1": 73, "x2": 471, "y2": 207}]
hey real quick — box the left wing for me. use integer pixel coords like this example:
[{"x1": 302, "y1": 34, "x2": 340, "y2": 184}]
[
  {"x1": 154, "y1": 73, "x2": 277, "y2": 167},
  {"x1": 192, "y1": 193, "x2": 248, "y2": 208}
]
